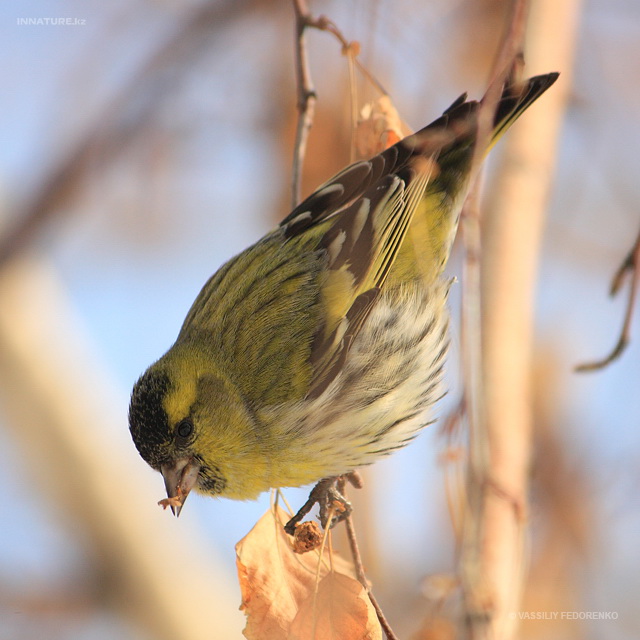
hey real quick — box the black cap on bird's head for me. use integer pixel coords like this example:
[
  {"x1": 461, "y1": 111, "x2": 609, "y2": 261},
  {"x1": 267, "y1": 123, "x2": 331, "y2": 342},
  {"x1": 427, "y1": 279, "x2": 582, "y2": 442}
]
[
  {"x1": 129, "y1": 368, "x2": 201, "y2": 516},
  {"x1": 128, "y1": 370, "x2": 172, "y2": 466}
]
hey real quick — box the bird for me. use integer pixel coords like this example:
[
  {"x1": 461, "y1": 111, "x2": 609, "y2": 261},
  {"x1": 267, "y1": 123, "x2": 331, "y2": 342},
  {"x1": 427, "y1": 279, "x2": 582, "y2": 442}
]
[{"x1": 128, "y1": 71, "x2": 558, "y2": 531}]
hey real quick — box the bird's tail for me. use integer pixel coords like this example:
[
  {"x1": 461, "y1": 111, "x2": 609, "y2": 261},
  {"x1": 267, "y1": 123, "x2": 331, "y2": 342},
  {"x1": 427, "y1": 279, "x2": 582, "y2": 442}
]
[
  {"x1": 488, "y1": 71, "x2": 560, "y2": 147},
  {"x1": 388, "y1": 71, "x2": 559, "y2": 285},
  {"x1": 435, "y1": 71, "x2": 560, "y2": 150}
]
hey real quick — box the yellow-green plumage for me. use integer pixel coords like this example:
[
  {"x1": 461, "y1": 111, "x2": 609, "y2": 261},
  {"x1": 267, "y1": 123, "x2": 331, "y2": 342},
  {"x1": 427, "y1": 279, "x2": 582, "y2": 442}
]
[{"x1": 129, "y1": 73, "x2": 558, "y2": 508}]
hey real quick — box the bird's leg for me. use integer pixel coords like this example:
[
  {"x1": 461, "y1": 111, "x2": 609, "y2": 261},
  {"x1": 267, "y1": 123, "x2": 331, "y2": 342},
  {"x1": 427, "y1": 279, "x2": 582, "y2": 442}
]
[
  {"x1": 317, "y1": 477, "x2": 352, "y2": 530},
  {"x1": 284, "y1": 474, "x2": 359, "y2": 535},
  {"x1": 284, "y1": 478, "x2": 333, "y2": 535}
]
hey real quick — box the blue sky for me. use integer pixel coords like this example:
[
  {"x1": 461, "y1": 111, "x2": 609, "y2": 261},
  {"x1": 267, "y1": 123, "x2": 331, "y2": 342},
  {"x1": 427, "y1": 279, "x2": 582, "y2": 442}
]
[{"x1": 1, "y1": 1, "x2": 639, "y2": 638}]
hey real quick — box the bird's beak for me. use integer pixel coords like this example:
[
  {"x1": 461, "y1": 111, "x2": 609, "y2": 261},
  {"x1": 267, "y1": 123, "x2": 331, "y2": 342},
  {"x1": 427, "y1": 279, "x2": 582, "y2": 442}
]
[{"x1": 160, "y1": 457, "x2": 201, "y2": 517}]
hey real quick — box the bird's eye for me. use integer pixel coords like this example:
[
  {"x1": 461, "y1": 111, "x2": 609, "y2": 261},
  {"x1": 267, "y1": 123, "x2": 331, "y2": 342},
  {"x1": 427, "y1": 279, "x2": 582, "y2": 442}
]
[{"x1": 175, "y1": 418, "x2": 194, "y2": 442}]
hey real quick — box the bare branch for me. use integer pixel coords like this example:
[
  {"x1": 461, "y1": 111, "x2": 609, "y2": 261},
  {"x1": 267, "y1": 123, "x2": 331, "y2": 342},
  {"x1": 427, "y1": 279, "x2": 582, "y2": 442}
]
[
  {"x1": 340, "y1": 476, "x2": 400, "y2": 640},
  {"x1": 0, "y1": 0, "x2": 272, "y2": 267},
  {"x1": 576, "y1": 227, "x2": 640, "y2": 371},
  {"x1": 290, "y1": 0, "x2": 318, "y2": 208},
  {"x1": 289, "y1": 1, "x2": 386, "y2": 207}
]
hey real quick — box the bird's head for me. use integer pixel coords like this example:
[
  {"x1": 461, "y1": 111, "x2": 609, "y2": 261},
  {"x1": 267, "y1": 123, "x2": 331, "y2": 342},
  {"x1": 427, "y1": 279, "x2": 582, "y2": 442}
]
[{"x1": 128, "y1": 346, "x2": 259, "y2": 515}]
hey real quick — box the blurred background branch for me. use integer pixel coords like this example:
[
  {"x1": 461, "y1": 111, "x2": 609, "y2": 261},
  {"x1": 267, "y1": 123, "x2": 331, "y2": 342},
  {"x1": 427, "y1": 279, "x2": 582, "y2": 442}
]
[
  {"x1": 461, "y1": 0, "x2": 584, "y2": 637},
  {"x1": 0, "y1": 255, "x2": 243, "y2": 638},
  {"x1": 0, "y1": 0, "x2": 276, "y2": 266},
  {"x1": 575, "y1": 227, "x2": 640, "y2": 371},
  {"x1": 457, "y1": 2, "x2": 531, "y2": 636}
]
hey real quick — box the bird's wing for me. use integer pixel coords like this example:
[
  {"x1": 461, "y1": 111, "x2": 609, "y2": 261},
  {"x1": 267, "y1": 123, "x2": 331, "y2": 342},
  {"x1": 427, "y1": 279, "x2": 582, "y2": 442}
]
[
  {"x1": 282, "y1": 72, "x2": 561, "y2": 399},
  {"x1": 282, "y1": 144, "x2": 440, "y2": 399}
]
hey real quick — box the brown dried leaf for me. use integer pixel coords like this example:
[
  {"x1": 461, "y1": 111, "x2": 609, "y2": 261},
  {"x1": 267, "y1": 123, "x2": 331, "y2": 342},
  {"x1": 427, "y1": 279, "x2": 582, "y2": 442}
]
[
  {"x1": 289, "y1": 572, "x2": 382, "y2": 640},
  {"x1": 236, "y1": 507, "x2": 381, "y2": 640},
  {"x1": 355, "y1": 95, "x2": 412, "y2": 158}
]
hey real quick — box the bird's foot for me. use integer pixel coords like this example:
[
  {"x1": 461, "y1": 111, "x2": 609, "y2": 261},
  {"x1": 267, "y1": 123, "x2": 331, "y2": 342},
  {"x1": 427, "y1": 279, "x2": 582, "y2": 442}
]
[{"x1": 284, "y1": 472, "x2": 362, "y2": 535}]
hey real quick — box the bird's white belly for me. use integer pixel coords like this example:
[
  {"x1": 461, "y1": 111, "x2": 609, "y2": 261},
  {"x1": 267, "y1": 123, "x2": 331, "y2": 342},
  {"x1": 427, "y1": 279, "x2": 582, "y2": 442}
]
[{"x1": 265, "y1": 278, "x2": 451, "y2": 481}]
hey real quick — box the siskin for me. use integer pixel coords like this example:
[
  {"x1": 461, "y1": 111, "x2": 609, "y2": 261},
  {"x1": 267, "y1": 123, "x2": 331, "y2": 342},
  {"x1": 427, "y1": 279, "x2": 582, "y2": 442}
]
[{"x1": 129, "y1": 72, "x2": 558, "y2": 527}]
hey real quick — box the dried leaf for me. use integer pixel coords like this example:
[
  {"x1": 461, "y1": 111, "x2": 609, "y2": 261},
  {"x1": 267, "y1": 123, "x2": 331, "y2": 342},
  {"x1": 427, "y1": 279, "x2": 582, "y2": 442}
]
[
  {"x1": 355, "y1": 95, "x2": 412, "y2": 158},
  {"x1": 236, "y1": 507, "x2": 381, "y2": 640},
  {"x1": 290, "y1": 572, "x2": 382, "y2": 640}
]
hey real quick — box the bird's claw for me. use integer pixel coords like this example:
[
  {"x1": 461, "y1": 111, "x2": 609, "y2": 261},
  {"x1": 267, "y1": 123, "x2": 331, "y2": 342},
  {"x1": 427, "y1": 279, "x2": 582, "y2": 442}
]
[{"x1": 284, "y1": 476, "x2": 354, "y2": 535}]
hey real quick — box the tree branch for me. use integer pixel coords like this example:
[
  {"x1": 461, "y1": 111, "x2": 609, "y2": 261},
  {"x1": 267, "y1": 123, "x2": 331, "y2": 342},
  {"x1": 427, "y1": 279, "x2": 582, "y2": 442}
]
[
  {"x1": 339, "y1": 476, "x2": 399, "y2": 640},
  {"x1": 575, "y1": 227, "x2": 640, "y2": 371},
  {"x1": 459, "y1": 0, "x2": 581, "y2": 637},
  {"x1": 290, "y1": 0, "x2": 318, "y2": 208},
  {"x1": 459, "y1": 2, "x2": 531, "y2": 635}
]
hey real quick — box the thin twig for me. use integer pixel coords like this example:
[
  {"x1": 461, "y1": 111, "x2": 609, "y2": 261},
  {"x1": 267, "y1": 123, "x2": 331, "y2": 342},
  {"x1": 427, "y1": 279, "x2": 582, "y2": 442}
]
[
  {"x1": 576, "y1": 227, "x2": 640, "y2": 371},
  {"x1": 290, "y1": 1, "x2": 386, "y2": 208},
  {"x1": 336, "y1": 476, "x2": 399, "y2": 639},
  {"x1": 305, "y1": 14, "x2": 386, "y2": 95},
  {"x1": 290, "y1": 0, "x2": 317, "y2": 208},
  {"x1": 461, "y1": 0, "x2": 531, "y2": 458},
  {"x1": 344, "y1": 511, "x2": 399, "y2": 640}
]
